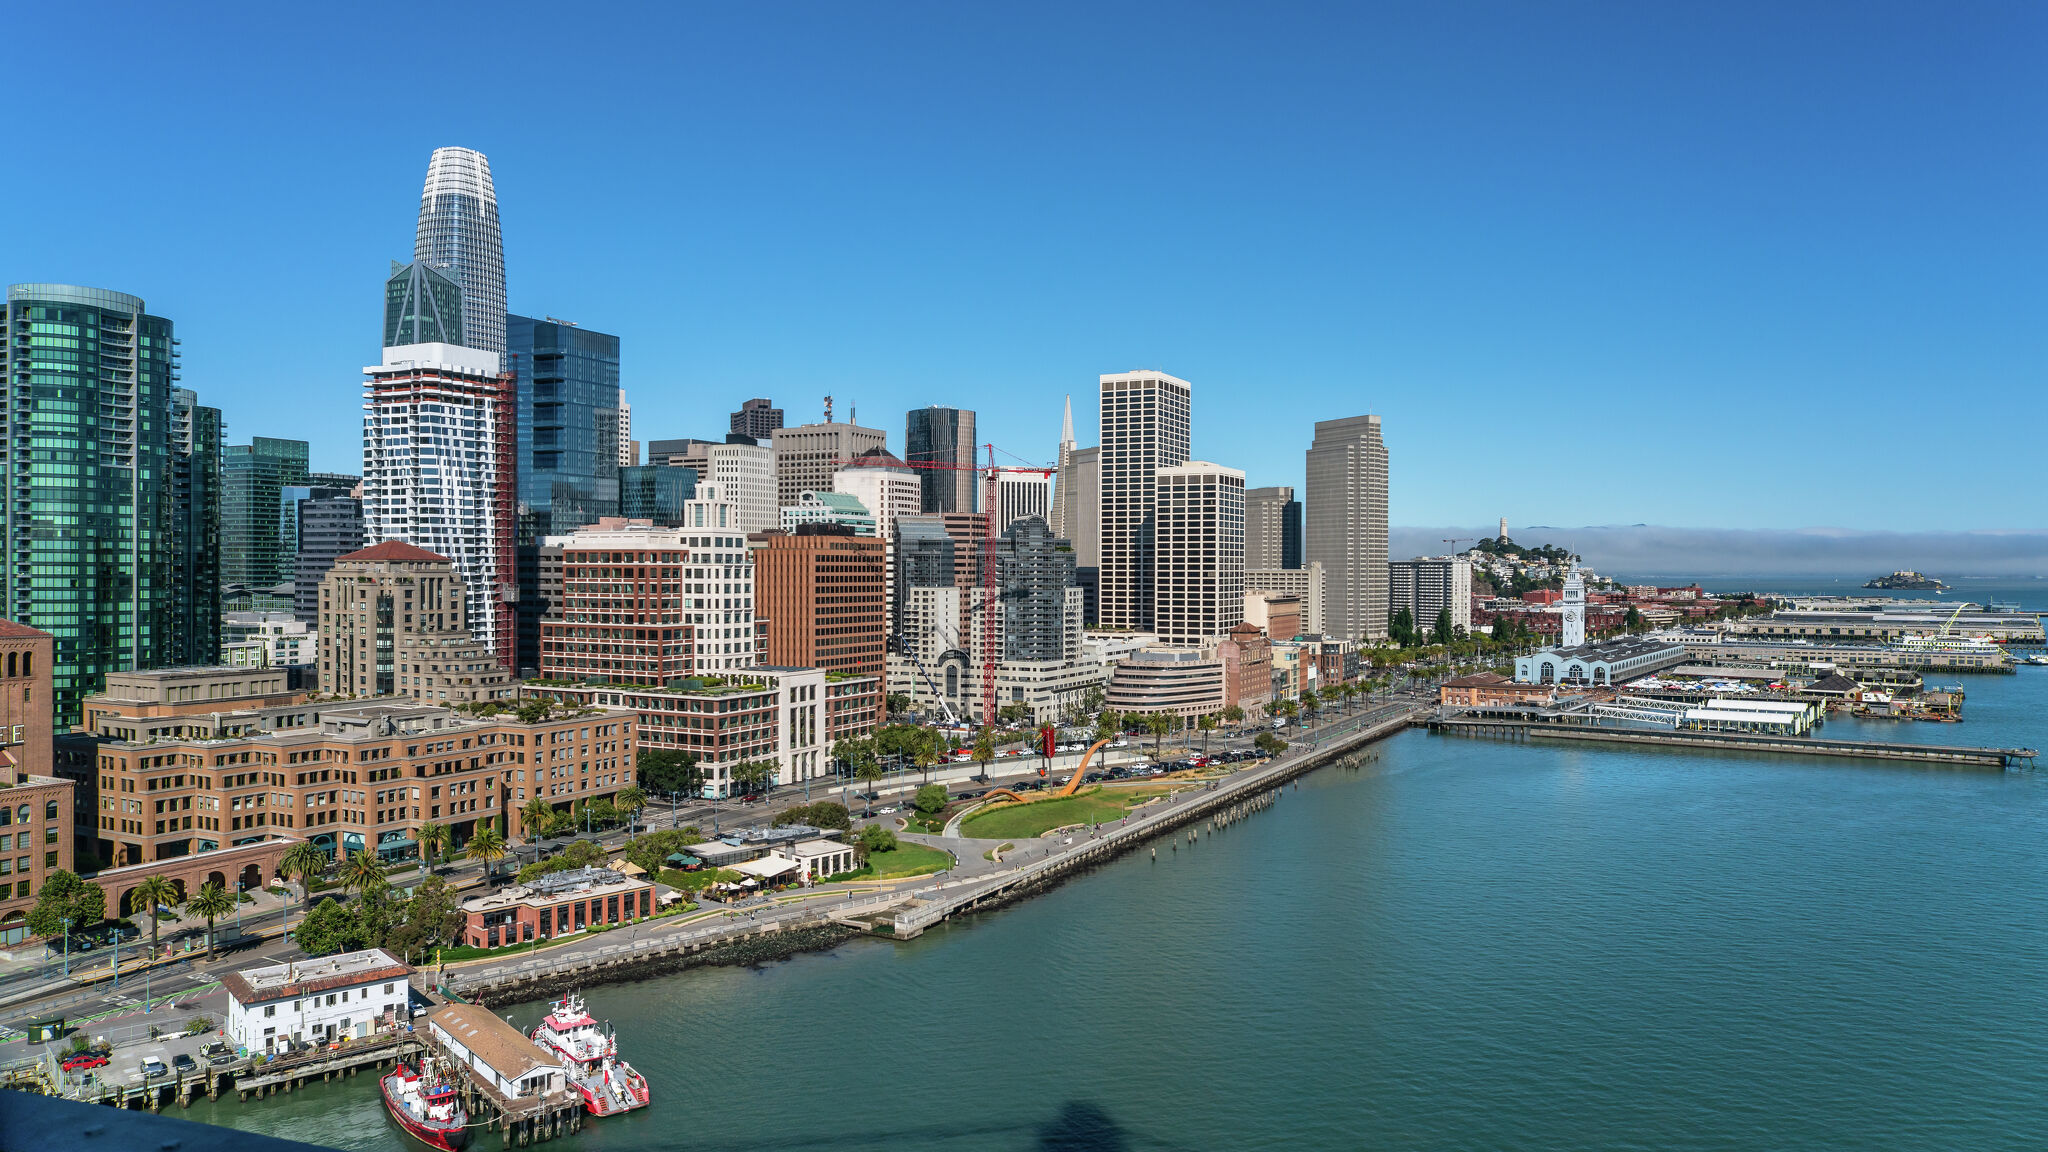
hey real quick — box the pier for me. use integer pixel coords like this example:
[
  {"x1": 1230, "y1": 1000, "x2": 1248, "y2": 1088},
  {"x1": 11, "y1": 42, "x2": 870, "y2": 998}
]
[{"x1": 1430, "y1": 713, "x2": 2036, "y2": 768}]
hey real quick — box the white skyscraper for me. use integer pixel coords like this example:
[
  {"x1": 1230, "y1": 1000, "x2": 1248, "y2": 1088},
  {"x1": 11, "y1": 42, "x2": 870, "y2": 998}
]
[
  {"x1": 617, "y1": 399, "x2": 635, "y2": 466},
  {"x1": 1098, "y1": 371, "x2": 1192, "y2": 632},
  {"x1": 361, "y1": 342, "x2": 515, "y2": 664},
  {"x1": 707, "y1": 441, "x2": 778, "y2": 533},
  {"x1": 1305, "y1": 414, "x2": 1389, "y2": 641},
  {"x1": 1153, "y1": 462, "x2": 1246, "y2": 647},
  {"x1": 994, "y1": 472, "x2": 1053, "y2": 533},
  {"x1": 414, "y1": 147, "x2": 506, "y2": 355},
  {"x1": 834, "y1": 461, "x2": 922, "y2": 609}
]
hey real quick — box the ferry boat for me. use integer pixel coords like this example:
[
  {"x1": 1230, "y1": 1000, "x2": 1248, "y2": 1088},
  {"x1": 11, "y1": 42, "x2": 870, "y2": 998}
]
[
  {"x1": 380, "y1": 1058, "x2": 469, "y2": 1150},
  {"x1": 529, "y1": 993, "x2": 650, "y2": 1116}
]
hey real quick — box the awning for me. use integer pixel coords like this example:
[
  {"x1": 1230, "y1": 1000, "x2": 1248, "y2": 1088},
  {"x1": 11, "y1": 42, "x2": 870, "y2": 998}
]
[
  {"x1": 616, "y1": 862, "x2": 646, "y2": 877},
  {"x1": 731, "y1": 857, "x2": 797, "y2": 879},
  {"x1": 665, "y1": 853, "x2": 700, "y2": 866},
  {"x1": 377, "y1": 839, "x2": 417, "y2": 853}
]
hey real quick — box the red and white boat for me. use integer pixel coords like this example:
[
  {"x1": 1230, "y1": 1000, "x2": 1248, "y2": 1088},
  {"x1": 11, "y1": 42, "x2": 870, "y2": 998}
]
[
  {"x1": 528, "y1": 993, "x2": 650, "y2": 1116},
  {"x1": 380, "y1": 1058, "x2": 469, "y2": 1150}
]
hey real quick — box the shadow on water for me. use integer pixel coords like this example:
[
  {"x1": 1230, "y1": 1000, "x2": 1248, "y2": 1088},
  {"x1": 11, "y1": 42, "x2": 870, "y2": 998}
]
[{"x1": 1038, "y1": 1100, "x2": 1131, "y2": 1152}]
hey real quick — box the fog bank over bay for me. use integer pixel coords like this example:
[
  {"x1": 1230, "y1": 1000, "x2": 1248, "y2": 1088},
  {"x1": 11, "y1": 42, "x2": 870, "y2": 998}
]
[{"x1": 1392, "y1": 525, "x2": 2048, "y2": 580}]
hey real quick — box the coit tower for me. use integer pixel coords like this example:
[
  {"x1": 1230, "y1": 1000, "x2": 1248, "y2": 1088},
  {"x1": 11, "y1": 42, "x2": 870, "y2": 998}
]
[{"x1": 414, "y1": 146, "x2": 506, "y2": 354}]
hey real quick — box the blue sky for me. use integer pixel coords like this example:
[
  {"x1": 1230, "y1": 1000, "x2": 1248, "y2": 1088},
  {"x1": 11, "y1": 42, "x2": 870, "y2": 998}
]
[{"x1": 8, "y1": 2, "x2": 2044, "y2": 530}]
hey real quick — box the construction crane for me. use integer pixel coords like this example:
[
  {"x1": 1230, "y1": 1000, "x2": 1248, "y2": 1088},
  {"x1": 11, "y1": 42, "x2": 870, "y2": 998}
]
[
  {"x1": 1937, "y1": 602, "x2": 1967, "y2": 640},
  {"x1": 835, "y1": 444, "x2": 1056, "y2": 727}
]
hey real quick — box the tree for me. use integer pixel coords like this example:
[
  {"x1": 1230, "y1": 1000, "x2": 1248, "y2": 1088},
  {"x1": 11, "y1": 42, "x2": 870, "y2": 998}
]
[
  {"x1": 972, "y1": 727, "x2": 996, "y2": 778},
  {"x1": 912, "y1": 728, "x2": 944, "y2": 785},
  {"x1": 774, "y1": 801, "x2": 852, "y2": 831},
  {"x1": 589, "y1": 797, "x2": 620, "y2": 830},
  {"x1": 466, "y1": 824, "x2": 508, "y2": 881},
  {"x1": 1300, "y1": 690, "x2": 1320, "y2": 727},
  {"x1": 294, "y1": 897, "x2": 369, "y2": 958},
  {"x1": 997, "y1": 702, "x2": 1032, "y2": 726},
  {"x1": 127, "y1": 875, "x2": 181, "y2": 961},
  {"x1": 183, "y1": 881, "x2": 235, "y2": 961},
  {"x1": 885, "y1": 693, "x2": 912, "y2": 717},
  {"x1": 854, "y1": 752, "x2": 886, "y2": 813},
  {"x1": 1389, "y1": 606, "x2": 1416, "y2": 648},
  {"x1": 858, "y1": 824, "x2": 898, "y2": 854},
  {"x1": 1276, "y1": 699, "x2": 1299, "y2": 723},
  {"x1": 832, "y1": 736, "x2": 875, "y2": 783},
  {"x1": 1431, "y1": 606, "x2": 1456, "y2": 646},
  {"x1": 1254, "y1": 732, "x2": 1287, "y2": 756},
  {"x1": 1624, "y1": 606, "x2": 1645, "y2": 634},
  {"x1": 277, "y1": 841, "x2": 325, "y2": 935},
  {"x1": 1221, "y1": 703, "x2": 1245, "y2": 730},
  {"x1": 520, "y1": 796, "x2": 556, "y2": 848},
  {"x1": 1095, "y1": 708, "x2": 1122, "y2": 742},
  {"x1": 25, "y1": 871, "x2": 105, "y2": 941},
  {"x1": 383, "y1": 876, "x2": 464, "y2": 963},
  {"x1": 637, "y1": 748, "x2": 705, "y2": 798},
  {"x1": 416, "y1": 822, "x2": 449, "y2": 874},
  {"x1": 914, "y1": 783, "x2": 949, "y2": 815},
  {"x1": 732, "y1": 759, "x2": 774, "y2": 797},
  {"x1": 340, "y1": 850, "x2": 389, "y2": 899},
  {"x1": 615, "y1": 787, "x2": 646, "y2": 834},
  {"x1": 1142, "y1": 712, "x2": 1169, "y2": 757},
  {"x1": 1197, "y1": 714, "x2": 1218, "y2": 755}
]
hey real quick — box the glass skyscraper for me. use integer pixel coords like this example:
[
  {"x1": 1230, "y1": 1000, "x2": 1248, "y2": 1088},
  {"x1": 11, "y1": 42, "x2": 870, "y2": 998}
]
[
  {"x1": 619, "y1": 464, "x2": 694, "y2": 525},
  {"x1": 905, "y1": 406, "x2": 977, "y2": 513},
  {"x1": 414, "y1": 147, "x2": 506, "y2": 354},
  {"x1": 383, "y1": 260, "x2": 466, "y2": 347},
  {"x1": 2, "y1": 284, "x2": 219, "y2": 727},
  {"x1": 223, "y1": 436, "x2": 310, "y2": 591}
]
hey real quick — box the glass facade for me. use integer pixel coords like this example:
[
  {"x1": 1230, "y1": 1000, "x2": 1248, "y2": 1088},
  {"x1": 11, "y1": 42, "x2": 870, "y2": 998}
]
[
  {"x1": 2, "y1": 284, "x2": 219, "y2": 728},
  {"x1": 905, "y1": 406, "x2": 977, "y2": 513},
  {"x1": 414, "y1": 147, "x2": 506, "y2": 354},
  {"x1": 383, "y1": 261, "x2": 466, "y2": 347},
  {"x1": 222, "y1": 436, "x2": 310, "y2": 591},
  {"x1": 619, "y1": 464, "x2": 695, "y2": 525}
]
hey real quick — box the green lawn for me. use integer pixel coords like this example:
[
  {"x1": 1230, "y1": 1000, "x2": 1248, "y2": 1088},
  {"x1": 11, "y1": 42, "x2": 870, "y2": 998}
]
[
  {"x1": 959, "y1": 788, "x2": 1132, "y2": 840},
  {"x1": 825, "y1": 841, "x2": 954, "y2": 881}
]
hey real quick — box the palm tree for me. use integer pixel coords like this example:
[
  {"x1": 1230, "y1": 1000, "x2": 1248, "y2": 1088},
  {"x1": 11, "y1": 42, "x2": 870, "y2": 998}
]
[
  {"x1": 520, "y1": 795, "x2": 555, "y2": 856},
  {"x1": 1277, "y1": 699, "x2": 1299, "y2": 726},
  {"x1": 616, "y1": 787, "x2": 646, "y2": 834},
  {"x1": 913, "y1": 729, "x2": 944, "y2": 786},
  {"x1": 183, "y1": 881, "x2": 235, "y2": 961},
  {"x1": 1197, "y1": 714, "x2": 1217, "y2": 756},
  {"x1": 415, "y1": 822, "x2": 448, "y2": 874},
  {"x1": 127, "y1": 874, "x2": 181, "y2": 963},
  {"x1": 1221, "y1": 703, "x2": 1245, "y2": 731},
  {"x1": 855, "y1": 754, "x2": 885, "y2": 815},
  {"x1": 1145, "y1": 712, "x2": 1170, "y2": 758},
  {"x1": 1301, "y1": 689, "x2": 1321, "y2": 728},
  {"x1": 972, "y1": 727, "x2": 996, "y2": 780},
  {"x1": 340, "y1": 849, "x2": 388, "y2": 898},
  {"x1": 466, "y1": 824, "x2": 508, "y2": 882},
  {"x1": 277, "y1": 841, "x2": 325, "y2": 935}
]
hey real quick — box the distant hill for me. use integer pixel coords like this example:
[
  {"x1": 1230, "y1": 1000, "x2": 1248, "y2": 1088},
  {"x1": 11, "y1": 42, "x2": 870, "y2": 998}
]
[{"x1": 1390, "y1": 524, "x2": 2048, "y2": 579}]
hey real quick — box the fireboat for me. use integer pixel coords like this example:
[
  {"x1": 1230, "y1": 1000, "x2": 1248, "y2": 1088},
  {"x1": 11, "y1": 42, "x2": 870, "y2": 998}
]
[
  {"x1": 380, "y1": 1056, "x2": 470, "y2": 1150},
  {"x1": 528, "y1": 993, "x2": 651, "y2": 1116}
]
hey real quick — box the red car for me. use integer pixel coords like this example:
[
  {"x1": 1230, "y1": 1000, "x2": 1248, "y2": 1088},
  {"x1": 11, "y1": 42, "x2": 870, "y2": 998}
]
[{"x1": 61, "y1": 1053, "x2": 108, "y2": 1072}]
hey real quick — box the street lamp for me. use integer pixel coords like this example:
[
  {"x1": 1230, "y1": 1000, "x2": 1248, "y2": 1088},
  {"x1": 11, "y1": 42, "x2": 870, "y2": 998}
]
[{"x1": 59, "y1": 916, "x2": 72, "y2": 979}]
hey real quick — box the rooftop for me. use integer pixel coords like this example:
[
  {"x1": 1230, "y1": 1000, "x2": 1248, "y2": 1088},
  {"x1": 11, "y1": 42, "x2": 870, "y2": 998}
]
[
  {"x1": 1541, "y1": 636, "x2": 1689, "y2": 663},
  {"x1": 220, "y1": 948, "x2": 410, "y2": 1007},
  {"x1": 335, "y1": 540, "x2": 451, "y2": 565},
  {"x1": 429, "y1": 1005, "x2": 567, "y2": 1086}
]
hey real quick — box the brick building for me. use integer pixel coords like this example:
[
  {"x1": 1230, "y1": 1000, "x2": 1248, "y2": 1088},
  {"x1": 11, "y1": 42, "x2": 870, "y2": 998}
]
[
  {"x1": 538, "y1": 515, "x2": 758, "y2": 681},
  {"x1": 751, "y1": 527, "x2": 887, "y2": 679},
  {"x1": 461, "y1": 865, "x2": 655, "y2": 949},
  {"x1": 1217, "y1": 624, "x2": 1274, "y2": 719},
  {"x1": 0, "y1": 622, "x2": 75, "y2": 944},
  {"x1": 318, "y1": 541, "x2": 515, "y2": 704}
]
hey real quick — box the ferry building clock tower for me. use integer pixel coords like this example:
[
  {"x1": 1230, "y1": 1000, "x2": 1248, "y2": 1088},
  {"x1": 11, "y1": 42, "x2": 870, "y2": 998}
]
[{"x1": 1560, "y1": 563, "x2": 1587, "y2": 648}]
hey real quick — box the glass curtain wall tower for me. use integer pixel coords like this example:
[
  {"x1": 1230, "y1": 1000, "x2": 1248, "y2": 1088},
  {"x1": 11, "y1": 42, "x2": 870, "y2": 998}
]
[
  {"x1": 223, "y1": 436, "x2": 310, "y2": 591},
  {"x1": 414, "y1": 147, "x2": 506, "y2": 355},
  {"x1": 905, "y1": 406, "x2": 976, "y2": 513},
  {"x1": 2, "y1": 284, "x2": 219, "y2": 727}
]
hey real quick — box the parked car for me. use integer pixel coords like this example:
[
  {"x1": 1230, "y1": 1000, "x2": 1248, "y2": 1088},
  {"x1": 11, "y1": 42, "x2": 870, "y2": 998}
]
[
  {"x1": 60, "y1": 1052, "x2": 108, "y2": 1073},
  {"x1": 172, "y1": 1053, "x2": 197, "y2": 1073},
  {"x1": 140, "y1": 1057, "x2": 168, "y2": 1079},
  {"x1": 856, "y1": 791, "x2": 881, "y2": 801},
  {"x1": 203, "y1": 1042, "x2": 238, "y2": 1067},
  {"x1": 875, "y1": 806, "x2": 898, "y2": 815}
]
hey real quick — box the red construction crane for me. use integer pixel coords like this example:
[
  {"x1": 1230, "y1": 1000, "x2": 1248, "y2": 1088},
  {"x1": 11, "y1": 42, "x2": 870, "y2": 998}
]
[{"x1": 834, "y1": 445, "x2": 1055, "y2": 726}]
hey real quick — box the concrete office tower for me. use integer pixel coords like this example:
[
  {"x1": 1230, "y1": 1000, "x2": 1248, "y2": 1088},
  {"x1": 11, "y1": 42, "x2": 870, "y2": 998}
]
[
  {"x1": 317, "y1": 541, "x2": 513, "y2": 702},
  {"x1": 994, "y1": 517, "x2": 1079, "y2": 662},
  {"x1": 1153, "y1": 462, "x2": 1245, "y2": 647},
  {"x1": 1306, "y1": 414, "x2": 1389, "y2": 640},
  {"x1": 754, "y1": 527, "x2": 888, "y2": 680},
  {"x1": 413, "y1": 147, "x2": 506, "y2": 354},
  {"x1": 223, "y1": 438, "x2": 312, "y2": 591},
  {"x1": 1245, "y1": 485, "x2": 1302, "y2": 571},
  {"x1": 731, "y1": 397, "x2": 784, "y2": 439},
  {"x1": 1388, "y1": 557, "x2": 1473, "y2": 639},
  {"x1": 292, "y1": 493, "x2": 365, "y2": 622},
  {"x1": 646, "y1": 437, "x2": 718, "y2": 468},
  {"x1": 1049, "y1": 396, "x2": 1101, "y2": 625},
  {"x1": 361, "y1": 342, "x2": 516, "y2": 666},
  {"x1": 772, "y1": 419, "x2": 888, "y2": 510},
  {"x1": 995, "y1": 472, "x2": 1053, "y2": 533},
  {"x1": 617, "y1": 399, "x2": 635, "y2": 466},
  {"x1": 1097, "y1": 371, "x2": 1192, "y2": 633},
  {"x1": 1246, "y1": 563, "x2": 1326, "y2": 637},
  {"x1": 383, "y1": 260, "x2": 466, "y2": 347},
  {"x1": 1, "y1": 285, "x2": 220, "y2": 728},
  {"x1": 905, "y1": 406, "x2": 977, "y2": 513},
  {"x1": 706, "y1": 441, "x2": 778, "y2": 533},
  {"x1": 834, "y1": 458, "x2": 921, "y2": 611}
]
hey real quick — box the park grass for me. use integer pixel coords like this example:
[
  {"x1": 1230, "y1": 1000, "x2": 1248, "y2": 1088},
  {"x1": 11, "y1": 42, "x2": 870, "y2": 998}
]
[
  {"x1": 959, "y1": 788, "x2": 1132, "y2": 840},
  {"x1": 983, "y1": 843, "x2": 1014, "y2": 861},
  {"x1": 825, "y1": 841, "x2": 953, "y2": 881}
]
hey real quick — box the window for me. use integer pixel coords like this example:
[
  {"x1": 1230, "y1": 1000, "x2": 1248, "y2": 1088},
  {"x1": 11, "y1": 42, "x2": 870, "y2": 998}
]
[{"x1": 265, "y1": 1005, "x2": 275, "y2": 1018}]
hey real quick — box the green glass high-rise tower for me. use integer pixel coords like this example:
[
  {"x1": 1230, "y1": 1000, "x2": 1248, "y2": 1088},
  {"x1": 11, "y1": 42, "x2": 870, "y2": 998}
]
[
  {"x1": 223, "y1": 436, "x2": 310, "y2": 592},
  {"x1": 2, "y1": 284, "x2": 220, "y2": 727}
]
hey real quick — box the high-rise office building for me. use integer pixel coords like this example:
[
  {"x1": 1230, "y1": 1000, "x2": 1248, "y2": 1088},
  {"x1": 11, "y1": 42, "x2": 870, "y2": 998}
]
[
  {"x1": 361, "y1": 342, "x2": 516, "y2": 666},
  {"x1": 646, "y1": 437, "x2": 719, "y2": 468},
  {"x1": 707, "y1": 441, "x2": 778, "y2": 533},
  {"x1": 223, "y1": 437, "x2": 311, "y2": 591},
  {"x1": 383, "y1": 261, "x2": 466, "y2": 347},
  {"x1": 1154, "y1": 463, "x2": 1246, "y2": 647},
  {"x1": 293, "y1": 493, "x2": 365, "y2": 622},
  {"x1": 617, "y1": 398, "x2": 635, "y2": 466},
  {"x1": 1049, "y1": 397, "x2": 1101, "y2": 626},
  {"x1": 1246, "y1": 563, "x2": 1326, "y2": 637},
  {"x1": 994, "y1": 517, "x2": 1078, "y2": 662},
  {"x1": 1245, "y1": 485, "x2": 1302, "y2": 571},
  {"x1": 170, "y1": 389, "x2": 224, "y2": 668},
  {"x1": 753, "y1": 527, "x2": 888, "y2": 682},
  {"x1": 1305, "y1": 414, "x2": 1389, "y2": 640},
  {"x1": 833, "y1": 458, "x2": 921, "y2": 610},
  {"x1": 994, "y1": 472, "x2": 1053, "y2": 533},
  {"x1": 618, "y1": 464, "x2": 694, "y2": 525},
  {"x1": 413, "y1": 147, "x2": 506, "y2": 354},
  {"x1": 1388, "y1": 557, "x2": 1473, "y2": 639},
  {"x1": 730, "y1": 397, "x2": 784, "y2": 439},
  {"x1": 905, "y1": 406, "x2": 976, "y2": 513},
  {"x1": 506, "y1": 315, "x2": 621, "y2": 535},
  {"x1": 317, "y1": 541, "x2": 513, "y2": 702},
  {"x1": 1097, "y1": 371, "x2": 1191, "y2": 633},
  {"x1": 2, "y1": 284, "x2": 219, "y2": 728},
  {"x1": 772, "y1": 420, "x2": 887, "y2": 510}
]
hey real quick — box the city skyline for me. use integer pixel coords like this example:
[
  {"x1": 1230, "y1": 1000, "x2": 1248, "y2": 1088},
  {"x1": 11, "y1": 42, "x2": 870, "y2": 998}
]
[{"x1": 7, "y1": 5, "x2": 2042, "y2": 532}]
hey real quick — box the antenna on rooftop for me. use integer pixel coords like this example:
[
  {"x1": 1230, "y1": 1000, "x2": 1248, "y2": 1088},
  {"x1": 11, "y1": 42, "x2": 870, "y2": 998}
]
[{"x1": 823, "y1": 395, "x2": 833, "y2": 423}]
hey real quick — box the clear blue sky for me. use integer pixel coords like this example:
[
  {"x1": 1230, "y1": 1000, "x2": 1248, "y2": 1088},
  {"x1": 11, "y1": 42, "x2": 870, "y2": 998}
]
[{"x1": 8, "y1": 2, "x2": 2043, "y2": 530}]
